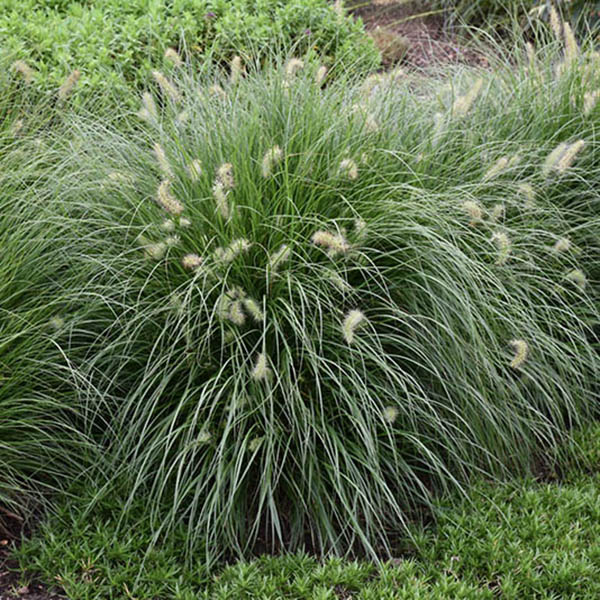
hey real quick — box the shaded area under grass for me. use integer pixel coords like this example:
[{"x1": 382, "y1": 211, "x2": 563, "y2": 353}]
[{"x1": 8, "y1": 423, "x2": 600, "y2": 600}]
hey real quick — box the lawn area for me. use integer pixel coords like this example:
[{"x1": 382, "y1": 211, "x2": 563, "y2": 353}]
[{"x1": 0, "y1": 1, "x2": 599, "y2": 599}]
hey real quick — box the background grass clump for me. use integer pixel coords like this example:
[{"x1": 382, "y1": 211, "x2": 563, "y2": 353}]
[
  {"x1": 0, "y1": 0, "x2": 379, "y2": 103},
  {"x1": 18, "y1": 22, "x2": 599, "y2": 565}
]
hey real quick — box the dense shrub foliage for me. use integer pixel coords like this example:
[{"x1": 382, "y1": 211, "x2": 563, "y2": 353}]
[{"x1": 0, "y1": 0, "x2": 379, "y2": 101}]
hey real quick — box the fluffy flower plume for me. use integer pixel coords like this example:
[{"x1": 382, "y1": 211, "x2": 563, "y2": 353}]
[
  {"x1": 584, "y1": 90, "x2": 600, "y2": 115},
  {"x1": 549, "y1": 5, "x2": 562, "y2": 42},
  {"x1": 144, "y1": 242, "x2": 167, "y2": 261},
  {"x1": 462, "y1": 200, "x2": 483, "y2": 226},
  {"x1": 563, "y1": 21, "x2": 578, "y2": 64},
  {"x1": 555, "y1": 140, "x2": 585, "y2": 174},
  {"x1": 315, "y1": 65, "x2": 328, "y2": 86},
  {"x1": 452, "y1": 78, "x2": 483, "y2": 117},
  {"x1": 312, "y1": 230, "x2": 351, "y2": 256},
  {"x1": 268, "y1": 244, "x2": 291, "y2": 272},
  {"x1": 152, "y1": 70, "x2": 181, "y2": 103},
  {"x1": 553, "y1": 238, "x2": 571, "y2": 253},
  {"x1": 509, "y1": 339, "x2": 529, "y2": 370},
  {"x1": 542, "y1": 142, "x2": 568, "y2": 176},
  {"x1": 58, "y1": 70, "x2": 80, "y2": 102},
  {"x1": 212, "y1": 182, "x2": 230, "y2": 219},
  {"x1": 214, "y1": 239, "x2": 251, "y2": 263},
  {"x1": 12, "y1": 60, "x2": 35, "y2": 83},
  {"x1": 217, "y1": 163, "x2": 235, "y2": 189},
  {"x1": 243, "y1": 297, "x2": 264, "y2": 323},
  {"x1": 517, "y1": 183, "x2": 535, "y2": 206},
  {"x1": 164, "y1": 48, "x2": 182, "y2": 68},
  {"x1": 137, "y1": 92, "x2": 158, "y2": 122},
  {"x1": 262, "y1": 145, "x2": 283, "y2": 178},
  {"x1": 153, "y1": 143, "x2": 174, "y2": 178},
  {"x1": 182, "y1": 253, "x2": 203, "y2": 270},
  {"x1": 342, "y1": 309, "x2": 366, "y2": 345},
  {"x1": 209, "y1": 85, "x2": 227, "y2": 100},
  {"x1": 566, "y1": 269, "x2": 586, "y2": 290},
  {"x1": 251, "y1": 352, "x2": 272, "y2": 381},
  {"x1": 156, "y1": 180, "x2": 184, "y2": 215},
  {"x1": 491, "y1": 231, "x2": 511, "y2": 265},
  {"x1": 160, "y1": 219, "x2": 175, "y2": 233},
  {"x1": 187, "y1": 159, "x2": 202, "y2": 181},
  {"x1": 490, "y1": 204, "x2": 505, "y2": 223},
  {"x1": 338, "y1": 158, "x2": 359, "y2": 180},
  {"x1": 383, "y1": 406, "x2": 399, "y2": 424},
  {"x1": 230, "y1": 55, "x2": 244, "y2": 85},
  {"x1": 285, "y1": 58, "x2": 304, "y2": 79},
  {"x1": 483, "y1": 157, "x2": 509, "y2": 181}
]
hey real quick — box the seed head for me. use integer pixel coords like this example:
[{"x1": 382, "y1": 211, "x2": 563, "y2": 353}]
[
  {"x1": 312, "y1": 230, "x2": 351, "y2": 256},
  {"x1": 509, "y1": 339, "x2": 528, "y2": 369},
  {"x1": 157, "y1": 180, "x2": 184, "y2": 215},
  {"x1": 462, "y1": 200, "x2": 483, "y2": 226},
  {"x1": 217, "y1": 163, "x2": 235, "y2": 189},
  {"x1": 262, "y1": 145, "x2": 283, "y2": 178},
  {"x1": 342, "y1": 309, "x2": 366, "y2": 345},
  {"x1": 251, "y1": 352, "x2": 272, "y2": 381},
  {"x1": 144, "y1": 242, "x2": 167, "y2": 261},
  {"x1": 553, "y1": 238, "x2": 571, "y2": 253},
  {"x1": 491, "y1": 231, "x2": 511, "y2": 265},
  {"x1": 268, "y1": 244, "x2": 291, "y2": 272},
  {"x1": 383, "y1": 406, "x2": 399, "y2": 424},
  {"x1": 164, "y1": 47, "x2": 183, "y2": 68},
  {"x1": 212, "y1": 181, "x2": 231, "y2": 220},
  {"x1": 549, "y1": 5, "x2": 562, "y2": 42},
  {"x1": 542, "y1": 142, "x2": 569, "y2": 177},
  {"x1": 12, "y1": 60, "x2": 35, "y2": 83},
  {"x1": 228, "y1": 300, "x2": 246, "y2": 326},
  {"x1": 229, "y1": 55, "x2": 244, "y2": 85},
  {"x1": 152, "y1": 70, "x2": 181, "y2": 103},
  {"x1": 555, "y1": 140, "x2": 585, "y2": 174},
  {"x1": 483, "y1": 156, "x2": 509, "y2": 181},
  {"x1": 315, "y1": 65, "x2": 328, "y2": 86},
  {"x1": 153, "y1": 143, "x2": 174, "y2": 178},
  {"x1": 490, "y1": 204, "x2": 505, "y2": 223},
  {"x1": 285, "y1": 58, "x2": 304, "y2": 79},
  {"x1": 58, "y1": 69, "x2": 80, "y2": 102},
  {"x1": 338, "y1": 158, "x2": 359, "y2": 180},
  {"x1": 243, "y1": 297, "x2": 264, "y2": 323},
  {"x1": 214, "y1": 239, "x2": 251, "y2": 263},
  {"x1": 563, "y1": 21, "x2": 578, "y2": 64},
  {"x1": 209, "y1": 85, "x2": 227, "y2": 100},
  {"x1": 452, "y1": 78, "x2": 483, "y2": 117},
  {"x1": 566, "y1": 269, "x2": 586, "y2": 290},
  {"x1": 182, "y1": 253, "x2": 203, "y2": 270},
  {"x1": 179, "y1": 217, "x2": 191, "y2": 227},
  {"x1": 584, "y1": 90, "x2": 600, "y2": 115},
  {"x1": 187, "y1": 159, "x2": 202, "y2": 181},
  {"x1": 49, "y1": 316, "x2": 65, "y2": 330},
  {"x1": 517, "y1": 183, "x2": 535, "y2": 206}
]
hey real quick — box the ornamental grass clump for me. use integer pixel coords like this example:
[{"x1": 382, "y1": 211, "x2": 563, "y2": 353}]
[{"x1": 33, "y1": 46, "x2": 600, "y2": 565}]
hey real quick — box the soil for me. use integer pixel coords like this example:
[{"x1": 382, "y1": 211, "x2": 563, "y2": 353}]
[
  {"x1": 350, "y1": 0, "x2": 491, "y2": 70},
  {"x1": 0, "y1": 513, "x2": 64, "y2": 600}
]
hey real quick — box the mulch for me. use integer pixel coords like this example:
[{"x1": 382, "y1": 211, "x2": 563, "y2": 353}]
[
  {"x1": 350, "y1": 0, "x2": 491, "y2": 69},
  {"x1": 0, "y1": 513, "x2": 64, "y2": 600}
]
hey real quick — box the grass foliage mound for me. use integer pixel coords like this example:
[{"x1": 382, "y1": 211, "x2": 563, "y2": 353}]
[
  {"x1": 1, "y1": 14, "x2": 600, "y2": 562},
  {"x1": 24, "y1": 39, "x2": 599, "y2": 562}
]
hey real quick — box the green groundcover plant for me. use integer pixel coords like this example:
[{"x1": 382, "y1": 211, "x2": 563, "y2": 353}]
[
  {"x1": 13, "y1": 425, "x2": 600, "y2": 599},
  {"x1": 18, "y1": 12, "x2": 599, "y2": 565},
  {"x1": 0, "y1": 0, "x2": 379, "y2": 103}
]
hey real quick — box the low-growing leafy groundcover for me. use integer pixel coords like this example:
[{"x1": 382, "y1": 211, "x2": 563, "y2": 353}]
[
  {"x1": 13, "y1": 425, "x2": 600, "y2": 599},
  {"x1": 1, "y1": 11, "x2": 600, "y2": 576},
  {"x1": 0, "y1": 0, "x2": 379, "y2": 102}
]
